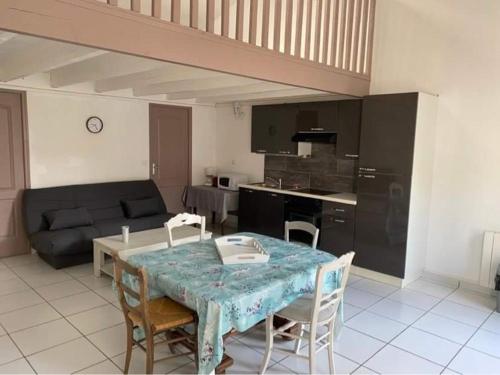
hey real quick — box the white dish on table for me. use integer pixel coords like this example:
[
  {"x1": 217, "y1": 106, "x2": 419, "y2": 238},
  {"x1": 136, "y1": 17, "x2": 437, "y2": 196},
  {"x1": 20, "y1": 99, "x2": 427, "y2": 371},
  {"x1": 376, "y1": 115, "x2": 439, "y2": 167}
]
[{"x1": 215, "y1": 235, "x2": 269, "y2": 264}]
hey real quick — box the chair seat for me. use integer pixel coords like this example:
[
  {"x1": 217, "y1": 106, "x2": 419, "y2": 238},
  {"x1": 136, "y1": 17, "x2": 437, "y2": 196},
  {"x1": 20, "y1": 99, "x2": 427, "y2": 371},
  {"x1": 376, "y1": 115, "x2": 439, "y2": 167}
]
[
  {"x1": 128, "y1": 297, "x2": 195, "y2": 333},
  {"x1": 276, "y1": 296, "x2": 335, "y2": 324}
]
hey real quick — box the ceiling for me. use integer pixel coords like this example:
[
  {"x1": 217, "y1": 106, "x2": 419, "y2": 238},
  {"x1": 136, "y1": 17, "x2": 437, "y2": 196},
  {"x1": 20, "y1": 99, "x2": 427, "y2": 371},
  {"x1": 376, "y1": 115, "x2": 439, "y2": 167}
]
[{"x1": 0, "y1": 31, "x2": 345, "y2": 105}]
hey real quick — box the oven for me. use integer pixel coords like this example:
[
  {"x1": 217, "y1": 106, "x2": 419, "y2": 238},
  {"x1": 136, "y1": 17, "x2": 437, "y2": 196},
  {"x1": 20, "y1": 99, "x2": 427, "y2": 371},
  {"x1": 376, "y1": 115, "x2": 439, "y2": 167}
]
[{"x1": 285, "y1": 196, "x2": 323, "y2": 244}]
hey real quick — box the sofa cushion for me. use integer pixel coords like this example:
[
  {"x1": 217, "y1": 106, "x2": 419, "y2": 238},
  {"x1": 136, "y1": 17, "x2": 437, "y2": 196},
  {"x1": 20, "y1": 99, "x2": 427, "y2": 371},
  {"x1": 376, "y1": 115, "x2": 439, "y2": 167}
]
[
  {"x1": 30, "y1": 226, "x2": 99, "y2": 256},
  {"x1": 122, "y1": 197, "x2": 160, "y2": 219},
  {"x1": 44, "y1": 207, "x2": 94, "y2": 231},
  {"x1": 94, "y1": 213, "x2": 172, "y2": 237}
]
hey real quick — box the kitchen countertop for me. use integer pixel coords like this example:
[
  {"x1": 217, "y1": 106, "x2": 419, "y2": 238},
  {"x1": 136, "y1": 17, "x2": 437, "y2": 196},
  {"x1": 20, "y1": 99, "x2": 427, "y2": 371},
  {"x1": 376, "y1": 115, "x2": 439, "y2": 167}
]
[{"x1": 239, "y1": 184, "x2": 357, "y2": 205}]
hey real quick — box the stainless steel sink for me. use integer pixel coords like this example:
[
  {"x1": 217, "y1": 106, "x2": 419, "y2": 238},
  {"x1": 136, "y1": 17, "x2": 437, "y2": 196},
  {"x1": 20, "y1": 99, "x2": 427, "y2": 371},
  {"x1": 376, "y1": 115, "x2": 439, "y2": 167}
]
[{"x1": 250, "y1": 183, "x2": 302, "y2": 191}]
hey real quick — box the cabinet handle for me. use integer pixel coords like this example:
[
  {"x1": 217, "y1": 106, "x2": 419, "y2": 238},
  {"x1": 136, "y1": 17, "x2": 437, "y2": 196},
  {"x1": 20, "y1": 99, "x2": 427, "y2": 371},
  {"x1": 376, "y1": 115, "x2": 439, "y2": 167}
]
[
  {"x1": 345, "y1": 154, "x2": 359, "y2": 158},
  {"x1": 310, "y1": 127, "x2": 324, "y2": 131},
  {"x1": 256, "y1": 149, "x2": 267, "y2": 153},
  {"x1": 334, "y1": 219, "x2": 345, "y2": 223},
  {"x1": 270, "y1": 193, "x2": 278, "y2": 197},
  {"x1": 246, "y1": 190, "x2": 254, "y2": 193},
  {"x1": 335, "y1": 208, "x2": 345, "y2": 212}
]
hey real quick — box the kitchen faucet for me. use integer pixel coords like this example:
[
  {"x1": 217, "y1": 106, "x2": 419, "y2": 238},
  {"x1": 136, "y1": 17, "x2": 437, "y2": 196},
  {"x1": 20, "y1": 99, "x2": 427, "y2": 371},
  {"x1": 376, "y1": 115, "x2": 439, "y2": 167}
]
[{"x1": 265, "y1": 176, "x2": 282, "y2": 189}]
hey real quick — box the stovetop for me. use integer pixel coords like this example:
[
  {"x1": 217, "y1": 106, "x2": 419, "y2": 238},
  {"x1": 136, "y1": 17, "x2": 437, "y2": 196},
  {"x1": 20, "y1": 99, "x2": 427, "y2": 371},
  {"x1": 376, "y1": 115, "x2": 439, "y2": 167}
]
[{"x1": 295, "y1": 188, "x2": 339, "y2": 196}]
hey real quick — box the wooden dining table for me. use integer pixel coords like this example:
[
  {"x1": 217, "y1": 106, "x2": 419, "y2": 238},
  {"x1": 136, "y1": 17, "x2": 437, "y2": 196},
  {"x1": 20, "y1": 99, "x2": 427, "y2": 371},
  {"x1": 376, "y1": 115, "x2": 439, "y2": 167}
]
[{"x1": 125, "y1": 232, "x2": 342, "y2": 375}]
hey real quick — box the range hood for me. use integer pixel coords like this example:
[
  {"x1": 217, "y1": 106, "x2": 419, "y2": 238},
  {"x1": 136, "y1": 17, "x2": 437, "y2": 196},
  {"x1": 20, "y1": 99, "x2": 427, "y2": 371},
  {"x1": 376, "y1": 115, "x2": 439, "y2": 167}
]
[{"x1": 292, "y1": 131, "x2": 337, "y2": 143}]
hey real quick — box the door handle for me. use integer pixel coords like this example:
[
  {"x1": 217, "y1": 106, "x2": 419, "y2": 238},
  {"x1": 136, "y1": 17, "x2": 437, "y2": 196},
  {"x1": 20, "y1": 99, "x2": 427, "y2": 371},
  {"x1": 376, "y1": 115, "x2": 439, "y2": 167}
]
[
  {"x1": 335, "y1": 208, "x2": 345, "y2": 212},
  {"x1": 334, "y1": 219, "x2": 345, "y2": 223},
  {"x1": 310, "y1": 127, "x2": 324, "y2": 131}
]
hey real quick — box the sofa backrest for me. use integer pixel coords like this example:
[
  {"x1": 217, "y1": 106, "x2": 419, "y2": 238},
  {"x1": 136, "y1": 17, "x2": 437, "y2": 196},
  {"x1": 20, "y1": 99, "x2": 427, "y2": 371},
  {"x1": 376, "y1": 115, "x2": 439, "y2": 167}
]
[{"x1": 22, "y1": 180, "x2": 167, "y2": 235}]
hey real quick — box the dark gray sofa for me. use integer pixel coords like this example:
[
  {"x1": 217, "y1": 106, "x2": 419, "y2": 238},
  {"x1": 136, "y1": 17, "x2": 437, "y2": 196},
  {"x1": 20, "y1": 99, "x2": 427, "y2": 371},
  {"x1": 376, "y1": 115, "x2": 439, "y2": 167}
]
[{"x1": 23, "y1": 180, "x2": 173, "y2": 269}]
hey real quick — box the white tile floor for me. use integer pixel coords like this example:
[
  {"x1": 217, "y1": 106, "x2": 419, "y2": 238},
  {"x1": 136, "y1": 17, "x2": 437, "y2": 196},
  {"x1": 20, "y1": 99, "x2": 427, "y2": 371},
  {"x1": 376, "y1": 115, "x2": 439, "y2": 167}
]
[{"x1": 0, "y1": 252, "x2": 499, "y2": 374}]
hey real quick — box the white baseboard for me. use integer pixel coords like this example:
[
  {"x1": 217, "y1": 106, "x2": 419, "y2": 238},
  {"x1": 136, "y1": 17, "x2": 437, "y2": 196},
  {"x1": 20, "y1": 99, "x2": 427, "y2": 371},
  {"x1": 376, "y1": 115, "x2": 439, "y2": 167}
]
[
  {"x1": 422, "y1": 270, "x2": 496, "y2": 297},
  {"x1": 350, "y1": 265, "x2": 405, "y2": 288}
]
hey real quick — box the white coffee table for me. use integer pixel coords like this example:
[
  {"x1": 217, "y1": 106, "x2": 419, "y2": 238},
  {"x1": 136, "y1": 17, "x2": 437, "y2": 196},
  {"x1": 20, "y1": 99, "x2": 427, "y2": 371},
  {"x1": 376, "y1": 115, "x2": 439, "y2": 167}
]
[{"x1": 93, "y1": 226, "x2": 212, "y2": 277}]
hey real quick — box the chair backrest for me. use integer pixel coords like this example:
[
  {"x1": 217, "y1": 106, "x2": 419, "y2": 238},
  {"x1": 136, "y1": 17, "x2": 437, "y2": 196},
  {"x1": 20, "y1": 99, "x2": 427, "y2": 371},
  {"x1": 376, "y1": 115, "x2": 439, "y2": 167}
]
[
  {"x1": 165, "y1": 212, "x2": 206, "y2": 247},
  {"x1": 112, "y1": 254, "x2": 152, "y2": 330},
  {"x1": 310, "y1": 252, "x2": 355, "y2": 325},
  {"x1": 284, "y1": 221, "x2": 320, "y2": 249}
]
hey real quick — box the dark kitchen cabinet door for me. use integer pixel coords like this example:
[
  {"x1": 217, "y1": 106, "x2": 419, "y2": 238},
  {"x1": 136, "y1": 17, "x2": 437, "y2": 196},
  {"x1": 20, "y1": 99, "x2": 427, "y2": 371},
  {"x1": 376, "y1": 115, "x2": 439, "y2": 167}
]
[
  {"x1": 238, "y1": 188, "x2": 259, "y2": 233},
  {"x1": 359, "y1": 93, "x2": 418, "y2": 174},
  {"x1": 320, "y1": 202, "x2": 355, "y2": 257},
  {"x1": 320, "y1": 215, "x2": 355, "y2": 257},
  {"x1": 257, "y1": 191, "x2": 285, "y2": 239},
  {"x1": 251, "y1": 104, "x2": 297, "y2": 155},
  {"x1": 336, "y1": 99, "x2": 361, "y2": 159},
  {"x1": 297, "y1": 101, "x2": 338, "y2": 132},
  {"x1": 238, "y1": 188, "x2": 285, "y2": 239},
  {"x1": 354, "y1": 172, "x2": 411, "y2": 278}
]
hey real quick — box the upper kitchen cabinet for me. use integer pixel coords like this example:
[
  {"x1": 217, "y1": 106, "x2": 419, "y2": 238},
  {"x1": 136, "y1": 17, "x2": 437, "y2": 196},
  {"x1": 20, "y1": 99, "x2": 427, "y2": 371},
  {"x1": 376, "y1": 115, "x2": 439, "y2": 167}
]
[
  {"x1": 359, "y1": 93, "x2": 419, "y2": 174},
  {"x1": 297, "y1": 101, "x2": 338, "y2": 131},
  {"x1": 336, "y1": 99, "x2": 362, "y2": 159},
  {"x1": 251, "y1": 104, "x2": 298, "y2": 155}
]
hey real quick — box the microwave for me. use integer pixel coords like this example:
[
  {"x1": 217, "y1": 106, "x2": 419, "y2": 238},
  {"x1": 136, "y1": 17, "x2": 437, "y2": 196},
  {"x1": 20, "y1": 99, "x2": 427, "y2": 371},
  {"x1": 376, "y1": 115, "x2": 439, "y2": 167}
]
[{"x1": 217, "y1": 173, "x2": 249, "y2": 191}]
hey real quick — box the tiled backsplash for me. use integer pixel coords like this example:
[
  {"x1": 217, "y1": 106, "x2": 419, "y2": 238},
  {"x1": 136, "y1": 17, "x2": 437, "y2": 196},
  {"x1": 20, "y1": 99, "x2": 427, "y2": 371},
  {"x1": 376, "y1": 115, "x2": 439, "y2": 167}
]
[{"x1": 264, "y1": 143, "x2": 357, "y2": 193}]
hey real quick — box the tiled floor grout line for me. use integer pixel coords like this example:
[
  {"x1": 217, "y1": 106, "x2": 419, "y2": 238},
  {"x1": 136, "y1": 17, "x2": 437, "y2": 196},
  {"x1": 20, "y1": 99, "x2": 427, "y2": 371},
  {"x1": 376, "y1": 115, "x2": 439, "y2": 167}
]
[
  {"x1": 348, "y1": 285, "x2": 465, "y2": 372},
  {"x1": 442, "y1": 309, "x2": 497, "y2": 374},
  {"x1": 2, "y1": 260, "x2": 122, "y2": 374},
  {"x1": 0, "y1": 321, "x2": 38, "y2": 374}
]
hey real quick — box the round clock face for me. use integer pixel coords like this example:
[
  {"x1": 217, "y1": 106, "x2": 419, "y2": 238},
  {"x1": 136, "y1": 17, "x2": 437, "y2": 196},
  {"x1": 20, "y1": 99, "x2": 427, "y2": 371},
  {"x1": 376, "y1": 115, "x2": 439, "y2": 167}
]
[{"x1": 86, "y1": 116, "x2": 103, "y2": 134}]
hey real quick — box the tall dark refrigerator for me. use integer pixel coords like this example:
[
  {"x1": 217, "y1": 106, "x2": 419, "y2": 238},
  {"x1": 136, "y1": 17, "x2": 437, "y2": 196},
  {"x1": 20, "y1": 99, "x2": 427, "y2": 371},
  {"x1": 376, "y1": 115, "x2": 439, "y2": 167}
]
[{"x1": 354, "y1": 92, "x2": 437, "y2": 280}]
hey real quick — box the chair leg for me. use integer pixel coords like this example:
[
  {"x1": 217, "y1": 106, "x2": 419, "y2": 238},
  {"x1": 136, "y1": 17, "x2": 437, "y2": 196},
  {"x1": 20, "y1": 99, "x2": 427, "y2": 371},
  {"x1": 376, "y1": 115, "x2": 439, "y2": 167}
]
[
  {"x1": 145, "y1": 330, "x2": 155, "y2": 374},
  {"x1": 294, "y1": 323, "x2": 304, "y2": 354},
  {"x1": 123, "y1": 321, "x2": 134, "y2": 374},
  {"x1": 309, "y1": 325, "x2": 317, "y2": 375},
  {"x1": 327, "y1": 320, "x2": 336, "y2": 375},
  {"x1": 259, "y1": 316, "x2": 274, "y2": 375}
]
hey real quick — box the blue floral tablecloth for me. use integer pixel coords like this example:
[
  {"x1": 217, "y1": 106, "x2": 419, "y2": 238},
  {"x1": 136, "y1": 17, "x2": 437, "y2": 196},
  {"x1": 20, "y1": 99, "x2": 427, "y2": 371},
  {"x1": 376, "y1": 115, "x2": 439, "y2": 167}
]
[{"x1": 126, "y1": 232, "x2": 341, "y2": 374}]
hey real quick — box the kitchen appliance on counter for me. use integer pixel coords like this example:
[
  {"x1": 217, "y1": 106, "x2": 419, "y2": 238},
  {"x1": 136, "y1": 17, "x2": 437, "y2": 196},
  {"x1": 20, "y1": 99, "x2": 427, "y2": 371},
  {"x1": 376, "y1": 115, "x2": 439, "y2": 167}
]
[{"x1": 217, "y1": 173, "x2": 249, "y2": 191}]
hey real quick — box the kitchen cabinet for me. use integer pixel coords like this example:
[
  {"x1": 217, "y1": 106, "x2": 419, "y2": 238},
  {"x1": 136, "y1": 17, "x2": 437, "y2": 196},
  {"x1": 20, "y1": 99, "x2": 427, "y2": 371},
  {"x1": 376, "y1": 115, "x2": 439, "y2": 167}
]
[
  {"x1": 238, "y1": 188, "x2": 285, "y2": 239},
  {"x1": 297, "y1": 101, "x2": 338, "y2": 132},
  {"x1": 320, "y1": 201, "x2": 355, "y2": 257},
  {"x1": 336, "y1": 99, "x2": 362, "y2": 159},
  {"x1": 354, "y1": 92, "x2": 437, "y2": 279},
  {"x1": 251, "y1": 104, "x2": 298, "y2": 155}
]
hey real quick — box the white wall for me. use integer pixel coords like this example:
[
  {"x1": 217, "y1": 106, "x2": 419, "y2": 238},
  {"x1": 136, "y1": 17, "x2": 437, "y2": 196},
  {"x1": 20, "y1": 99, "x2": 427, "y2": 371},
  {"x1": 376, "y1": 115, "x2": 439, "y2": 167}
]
[
  {"x1": 1, "y1": 75, "x2": 217, "y2": 189},
  {"x1": 27, "y1": 91, "x2": 149, "y2": 188},
  {"x1": 215, "y1": 104, "x2": 264, "y2": 182},
  {"x1": 371, "y1": 0, "x2": 500, "y2": 283}
]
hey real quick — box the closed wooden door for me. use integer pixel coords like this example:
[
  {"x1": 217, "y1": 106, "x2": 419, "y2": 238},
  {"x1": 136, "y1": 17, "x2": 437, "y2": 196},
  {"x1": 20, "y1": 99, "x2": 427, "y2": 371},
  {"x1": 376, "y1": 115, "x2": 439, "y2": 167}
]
[
  {"x1": 149, "y1": 104, "x2": 191, "y2": 214},
  {"x1": 0, "y1": 91, "x2": 29, "y2": 257}
]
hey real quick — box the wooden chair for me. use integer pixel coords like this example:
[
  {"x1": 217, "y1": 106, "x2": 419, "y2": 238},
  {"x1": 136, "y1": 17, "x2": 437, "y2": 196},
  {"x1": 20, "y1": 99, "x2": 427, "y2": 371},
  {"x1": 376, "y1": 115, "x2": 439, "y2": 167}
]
[
  {"x1": 165, "y1": 212, "x2": 206, "y2": 247},
  {"x1": 284, "y1": 221, "x2": 320, "y2": 249},
  {"x1": 260, "y1": 252, "x2": 355, "y2": 375},
  {"x1": 112, "y1": 254, "x2": 198, "y2": 374}
]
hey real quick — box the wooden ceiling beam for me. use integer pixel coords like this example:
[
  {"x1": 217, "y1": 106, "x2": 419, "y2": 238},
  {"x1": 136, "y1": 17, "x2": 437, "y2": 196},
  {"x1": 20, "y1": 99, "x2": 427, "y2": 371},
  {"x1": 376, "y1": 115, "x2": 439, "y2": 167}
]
[
  {"x1": 196, "y1": 88, "x2": 326, "y2": 104},
  {"x1": 94, "y1": 64, "x2": 222, "y2": 93},
  {"x1": 50, "y1": 53, "x2": 165, "y2": 87},
  {"x1": 167, "y1": 82, "x2": 291, "y2": 100},
  {"x1": 0, "y1": 35, "x2": 98, "y2": 82},
  {"x1": 133, "y1": 76, "x2": 258, "y2": 97}
]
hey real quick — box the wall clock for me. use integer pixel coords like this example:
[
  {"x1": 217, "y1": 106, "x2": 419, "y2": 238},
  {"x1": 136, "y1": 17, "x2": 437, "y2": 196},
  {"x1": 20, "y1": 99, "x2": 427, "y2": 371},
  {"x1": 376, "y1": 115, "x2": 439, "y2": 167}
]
[{"x1": 86, "y1": 116, "x2": 104, "y2": 134}]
